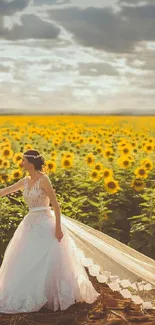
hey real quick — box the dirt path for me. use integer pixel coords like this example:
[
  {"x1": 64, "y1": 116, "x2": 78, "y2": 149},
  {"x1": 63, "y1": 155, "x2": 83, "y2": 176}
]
[{"x1": 0, "y1": 268, "x2": 155, "y2": 325}]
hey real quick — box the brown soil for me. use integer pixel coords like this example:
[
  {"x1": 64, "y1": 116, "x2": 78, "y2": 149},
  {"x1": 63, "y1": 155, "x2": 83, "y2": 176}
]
[{"x1": 0, "y1": 268, "x2": 155, "y2": 325}]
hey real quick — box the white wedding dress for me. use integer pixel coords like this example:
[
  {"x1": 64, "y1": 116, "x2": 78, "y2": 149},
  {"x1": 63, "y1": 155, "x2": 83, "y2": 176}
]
[
  {"x1": 0, "y1": 175, "x2": 100, "y2": 314},
  {"x1": 1, "y1": 174, "x2": 155, "y2": 314}
]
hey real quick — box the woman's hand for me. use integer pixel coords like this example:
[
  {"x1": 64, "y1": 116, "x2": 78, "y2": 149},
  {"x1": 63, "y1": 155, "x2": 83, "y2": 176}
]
[{"x1": 55, "y1": 227, "x2": 64, "y2": 242}]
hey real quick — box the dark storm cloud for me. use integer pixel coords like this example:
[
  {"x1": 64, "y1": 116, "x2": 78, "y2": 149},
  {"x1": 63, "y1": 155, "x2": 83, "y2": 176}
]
[
  {"x1": 122, "y1": 4, "x2": 155, "y2": 20},
  {"x1": 0, "y1": 14, "x2": 60, "y2": 40},
  {"x1": 0, "y1": 0, "x2": 29, "y2": 16},
  {"x1": 48, "y1": 7, "x2": 139, "y2": 53},
  {"x1": 121, "y1": 4, "x2": 155, "y2": 42},
  {"x1": 48, "y1": 4, "x2": 155, "y2": 53}
]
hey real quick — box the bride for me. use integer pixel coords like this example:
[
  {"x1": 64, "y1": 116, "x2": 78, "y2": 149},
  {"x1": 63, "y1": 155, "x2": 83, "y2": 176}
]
[
  {"x1": 0, "y1": 149, "x2": 100, "y2": 314},
  {"x1": 0, "y1": 149, "x2": 155, "y2": 314}
]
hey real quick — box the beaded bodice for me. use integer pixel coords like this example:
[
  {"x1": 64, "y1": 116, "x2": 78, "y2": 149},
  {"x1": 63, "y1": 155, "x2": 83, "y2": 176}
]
[{"x1": 23, "y1": 175, "x2": 50, "y2": 209}]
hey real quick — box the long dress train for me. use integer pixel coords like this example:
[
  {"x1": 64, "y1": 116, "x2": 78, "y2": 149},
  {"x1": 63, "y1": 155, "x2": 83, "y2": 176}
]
[{"x1": 0, "y1": 175, "x2": 100, "y2": 314}]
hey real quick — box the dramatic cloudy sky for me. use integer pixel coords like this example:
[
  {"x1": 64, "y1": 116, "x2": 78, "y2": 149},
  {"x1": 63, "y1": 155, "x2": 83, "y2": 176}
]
[{"x1": 0, "y1": 0, "x2": 155, "y2": 114}]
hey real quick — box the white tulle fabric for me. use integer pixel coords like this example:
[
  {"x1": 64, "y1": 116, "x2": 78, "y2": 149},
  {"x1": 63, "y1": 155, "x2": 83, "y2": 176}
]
[{"x1": 0, "y1": 175, "x2": 100, "y2": 314}]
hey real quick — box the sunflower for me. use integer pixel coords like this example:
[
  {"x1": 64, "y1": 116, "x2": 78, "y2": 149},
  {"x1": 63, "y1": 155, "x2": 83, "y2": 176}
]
[
  {"x1": 137, "y1": 144, "x2": 142, "y2": 150},
  {"x1": 51, "y1": 151, "x2": 57, "y2": 159},
  {"x1": 11, "y1": 169, "x2": 23, "y2": 180},
  {"x1": 70, "y1": 134, "x2": 78, "y2": 142},
  {"x1": 87, "y1": 137, "x2": 95, "y2": 143},
  {"x1": 134, "y1": 167, "x2": 148, "y2": 179},
  {"x1": 140, "y1": 158, "x2": 153, "y2": 171},
  {"x1": 61, "y1": 152, "x2": 74, "y2": 165},
  {"x1": 24, "y1": 144, "x2": 33, "y2": 151},
  {"x1": 90, "y1": 170, "x2": 101, "y2": 182},
  {"x1": 117, "y1": 157, "x2": 132, "y2": 169},
  {"x1": 148, "y1": 137, "x2": 155, "y2": 144},
  {"x1": 94, "y1": 162, "x2": 103, "y2": 171},
  {"x1": 95, "y1": 146, "x2": 102, "y2": 154},
  {"x1": 119, "y1": 144, "x2": 131, "y2": 156},
  {"x1": 78, "y1": 136, "x2": 86, "y2": 145},
  {"x1": 0, "y1": 173, "x2": 10, "y2": 183},
  {"x1": 2, "y1": 159, "x2": 10, "y2": 169},
  {"x1": 143, "y1": 143, "x2": 154, "y2": 153},
  {"x1": 131, "y1": 178, "x2": 145, "y2": 192},
  {"x1": 0, "y1": 136, "x2": 8, "y2": 143},
  {"x1": 84, "y1": 153, "x2": 95, "y2": 166},
  {"x1": 46, "y1": 160, "x2": 57, "y2": 173},
  {"x1": 102, "y1": 168, "x2": 113, "y2": 179},
  {"x1": 130, "y1": 141, "x2": 137, "y2": 148},
  {"x1": 1, "y1": 147, "x2": 14, "y2": 159},
  {"x1": 13, "y1": 152, "x2": 23, "y2": 165},
  {"x1": 108, "y1": 156, "x2": 114, "y2": 163},
  {"x1": 61, "y1": 157, "x2": 73, "y2": 169},
  {"x1": 104, "y1": 178, "x2": 120, "y2": 194},
  {"x1": 103, "y1": 147, "x2": 114, "y2": 158},
  {"x1": 95, "y1": 138, "x2": 102, "y2": 146}
]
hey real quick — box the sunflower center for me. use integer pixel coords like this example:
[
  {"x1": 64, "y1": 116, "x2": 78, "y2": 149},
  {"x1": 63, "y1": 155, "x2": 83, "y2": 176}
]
[
  {"x1": 14, "y1": 172, "x2": 20, "y2": 177},
  {"x1": 97, "y1": 148, "x2": 102, "y2": 153},
  {"x1": 107, "y1": 181, "x2": 116, "y2": 189},
  {"x1": 104, "y1": 171, "x2": 110, "y2": 177},
  {"x1": 88, "y1": 157, "x2": 93, "y2": 163},
  {"x1": 95, "y1": 165, "x2": 101, "y2": 170},
  {"x1": 4, "y1": 149, "x2": 9, "y2": 155},
  {"x1": 139, "y1": 169, "x2": 145, "y2": 175},
  {"x1": 123, "y1": 160, "x2": 129, "y2": 166},
  {"x1": 64, "y1": 160, "x2": 70, "y2": 166}
]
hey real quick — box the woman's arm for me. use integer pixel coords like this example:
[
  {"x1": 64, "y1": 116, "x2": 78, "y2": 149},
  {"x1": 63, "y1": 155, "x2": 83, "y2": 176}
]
[
  {"x1": 41, "y1": 175, "x2": 61, "y2": 229},
  {"x1": 0, "y1": 177, "x2": 25, "y2": 197}
]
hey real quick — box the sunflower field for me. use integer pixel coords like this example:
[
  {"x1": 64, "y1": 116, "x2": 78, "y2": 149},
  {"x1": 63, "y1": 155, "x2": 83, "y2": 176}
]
[{"x1": 0, "y1": 115, "x2": 155, "y2": 263}]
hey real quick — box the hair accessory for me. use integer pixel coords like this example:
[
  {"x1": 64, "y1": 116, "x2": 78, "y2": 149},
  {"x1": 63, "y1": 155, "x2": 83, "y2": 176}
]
[{"x1": 24, "y1": 154, "x2": 41, "y2": 159}]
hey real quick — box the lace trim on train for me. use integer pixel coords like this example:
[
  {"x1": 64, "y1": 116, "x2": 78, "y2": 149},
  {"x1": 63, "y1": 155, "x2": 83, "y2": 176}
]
[{"x1": 77, "y1": 248, "x2": 155, "y2": 310}]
